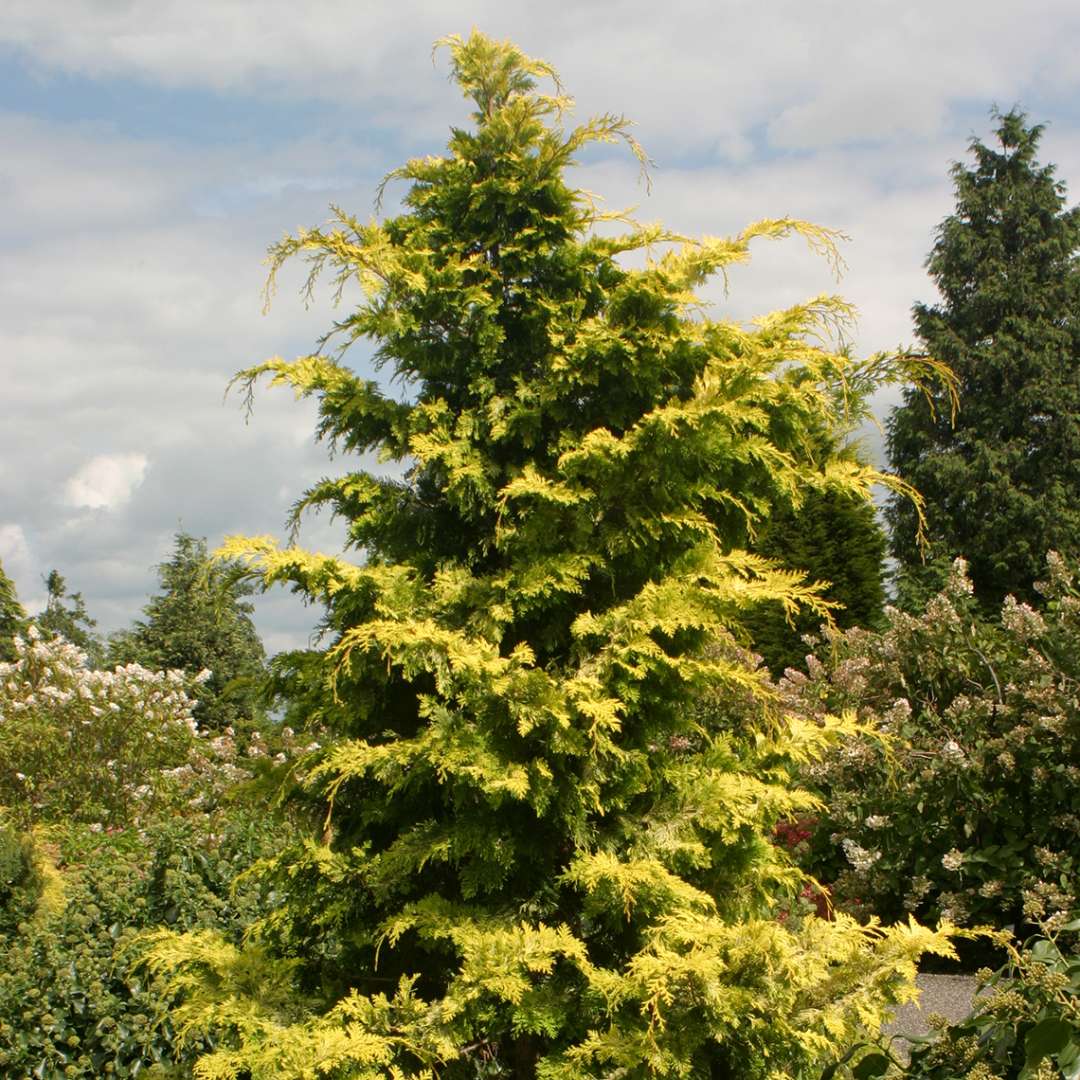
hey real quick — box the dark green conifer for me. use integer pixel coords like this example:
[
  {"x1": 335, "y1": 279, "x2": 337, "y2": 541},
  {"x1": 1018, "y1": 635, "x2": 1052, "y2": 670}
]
[
  {"x1": 109, "y1": 532, "x2": 266, "y2": 731},
  {"x1": 0, "y1": 559, "x2": 26, "y2": 662},
  {"x1": 887, "y1": 110, "x2": 1080, "y2": 608},
  {"x1": 747, "y1": 487, "x2": 886, "y2": 674}
]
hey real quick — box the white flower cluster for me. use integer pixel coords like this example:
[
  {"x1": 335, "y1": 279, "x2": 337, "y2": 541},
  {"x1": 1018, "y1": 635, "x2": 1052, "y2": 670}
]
[
  {"x1": 941, "y1": 739, "x2": 966, "y2": 764},
  {"x1": 1043, "y1": 550, "x2": 1072, "y2": 592},
  {"x1": 925, "y1": 595, "x2": 962, "y2": 630},
  {"x1": 941, "y1": 848, "x2": 965, "y2": 871},
  {"x1": 903, "y1": 874, "x2": 933, "y2": 911},
  {"x1": 1, "y1": 627, "x2": 199, "y2": 729},
  {"x1": 1035, "y1": 713, "x2": 1066, "y2": 736},
  {"x1": 1000, "y1": 594, "x2": 1047, "y2": 639},
  {"x1": 945, "y1": 557, "x2": 974, "y2": 597},
  {"x1": 0, "y1": 628, "x2": 205, "y2": 823},
  {"x1": 880, "y1": 697, "x2": 911, "y2": 732},
  {"x1": 841, "y1": 838, "x2": 881, "y2": 872}
]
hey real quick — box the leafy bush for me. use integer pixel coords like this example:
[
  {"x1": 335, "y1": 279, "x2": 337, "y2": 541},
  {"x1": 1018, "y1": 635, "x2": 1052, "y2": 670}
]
[
  {"x1": 882, "y1": 920, "x2": 1080, "y2": 1080},
  {"x1": 781, "y1": 555, "x2": 1080, "y2": 932},
  {"x1": 0, "y1": 625, "x2": 305, "y2": 830},
  {"x1": 0, "y1": 813, "x2": 287, "y2": 1079},
  {"x1": 0, "y1": 626, "x2": 311, "y2": 1077},
  {"x1": 0, "y1": 815, "x2": 40, "y2": 936}
]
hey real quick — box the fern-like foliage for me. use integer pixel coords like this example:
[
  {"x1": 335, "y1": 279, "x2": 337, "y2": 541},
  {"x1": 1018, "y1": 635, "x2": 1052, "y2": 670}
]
[{"x1": 145, "y1": 30, "x2": 956, "y2": 1080}]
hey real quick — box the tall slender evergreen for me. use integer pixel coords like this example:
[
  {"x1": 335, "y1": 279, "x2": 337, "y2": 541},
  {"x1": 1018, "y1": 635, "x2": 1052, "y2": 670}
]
[
  {"x1": 147, "y1": 33, "x2": 952, "y2": 1079},
  {"x1": 36, "y1": 569, "x2": 103, "y2": 666},
  {"x1": 887, "y1": 110, "x2": 1080, "y2": 608}
]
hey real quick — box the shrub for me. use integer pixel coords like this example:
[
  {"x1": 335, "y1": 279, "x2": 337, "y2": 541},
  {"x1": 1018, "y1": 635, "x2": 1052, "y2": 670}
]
[
  {"x1": 0, "y1": 625, "x2": 301, "y2": 830},
  {"x1": 0, "y1": 815, "x2": 40, "y2": 936},
  {"x1": 782, "y1": 554, "x2": 1080, "y2": 932},
  {"x1": 0, "y1": 627, "x2": 204, "y2": 827},
  {"x1": 883, "y1": 919, "x2": 1080, "y2": 1080},
  {"x1": 0, "y1": 813, "x2": 287, "y2": 1079},
  {"x1": 0, "y1": 627, "x2": 310, "y2": 1077}
]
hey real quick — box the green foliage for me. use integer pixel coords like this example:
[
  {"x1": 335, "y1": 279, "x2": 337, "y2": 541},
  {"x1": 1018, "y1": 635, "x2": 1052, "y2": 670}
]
[
  {"x1": 743, "y1": 348, "x2": 890, "y2": 675},
  {"x1": 887, "y1": 110, "x2": 1080, "y2": 610},
  {"x1": 781, "y1": 554, "x2": 1080, "y2": 933},
  {"x1": 884, "y1": 921, "x2": 1080, "y2": 1080},
  {"x1": 109, "y1": 532, "x2": 267, "y2": 733},
  {"x1": 0, "y1": 814, "x2": 287, "y2": 1079},
  {"x1": 0, "y1": 815, "x2": 40, "y2": 936},
  {"x1": 36, "y1": 569, "x2": 104, "y2": 666},
  {"x1": 145, "y1": 31, "x2": 955, "y2": 1079},
  {"x1": 746, "y1": 488, "x2": 886, "y2": 675},
  {"x1": 0, "y1": 559, "x2": 25, "y2": 663}
]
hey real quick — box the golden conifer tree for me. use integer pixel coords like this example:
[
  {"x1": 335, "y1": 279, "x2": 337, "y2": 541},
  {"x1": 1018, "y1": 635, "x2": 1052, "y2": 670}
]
[{"x1": 146, "y1": 32, "x2": 954, "y2": 1080}]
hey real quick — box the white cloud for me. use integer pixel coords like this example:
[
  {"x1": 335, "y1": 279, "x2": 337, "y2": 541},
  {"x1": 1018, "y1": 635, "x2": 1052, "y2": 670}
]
[
  {"x1": 0, "y1": 117, "x2": 369, "y2": 648},
  {"x1": 64, "y1": 453, "x2": 149, "y2": 510},
  {"x1": 3, "y1": 1, "x2": 1080, "y2": 153},
  {"x1": 0, "y1": 113, "x2": 383, "y2": 245},
  {"x1": 0, "y1": 523, "x2": 31, "y2": 574},
  {"x1": 2, "y1": 1, "x2": 1079, "y2": 651}
]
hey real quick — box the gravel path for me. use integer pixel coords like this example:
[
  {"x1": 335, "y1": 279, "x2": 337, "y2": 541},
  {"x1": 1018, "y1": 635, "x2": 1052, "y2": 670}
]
[{"x1": 881, "y1": 974, "x2": 982, "y2": 1059}]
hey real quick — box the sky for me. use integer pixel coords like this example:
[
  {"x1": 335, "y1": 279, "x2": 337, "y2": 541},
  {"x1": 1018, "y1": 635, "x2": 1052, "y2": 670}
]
[{"x1": 2, "y1": 1, "x2": 1079, "y2": 654}]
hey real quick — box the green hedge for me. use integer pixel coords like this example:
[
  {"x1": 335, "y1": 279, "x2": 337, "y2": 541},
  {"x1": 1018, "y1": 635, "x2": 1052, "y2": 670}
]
[{"x1": 0, "y1": 812, "x2": 286, "y2": 1078}]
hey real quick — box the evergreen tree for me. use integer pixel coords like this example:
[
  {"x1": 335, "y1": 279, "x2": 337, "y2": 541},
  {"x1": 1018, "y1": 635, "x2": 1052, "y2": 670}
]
[
  {"x1": 109, "y1": 532, "x2": 266, "y2": 732},
  {"x1": 746, "y1": 486, "x2": 886, "y2": 675},
  {"x1": 0, "y1": 559, "x2": 26, "y2": 662},
  {"x1": 746, "y1": 356, "x2": 889, "y2": 675},
  {"x1": 146, "y1": 33, "x2": 953, "y2": 1079},
  {"x1": 36, "y1": 569, "x2": 103, "y2": 666},
  {"x1": 887, "y1": 109, "x2": 1080, "y2": 608}
]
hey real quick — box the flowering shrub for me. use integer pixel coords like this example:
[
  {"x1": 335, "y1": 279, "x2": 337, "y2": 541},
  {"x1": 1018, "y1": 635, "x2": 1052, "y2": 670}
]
[
  {"x1": 0, "y1": 621, "x2": 322, "y2": 1077},
  {"x1": 781, "y1": 555, "x2": 1080, "y2": 931},
  {"x1": 0, "y1": 627, "x2": 208, "y2": 827}
]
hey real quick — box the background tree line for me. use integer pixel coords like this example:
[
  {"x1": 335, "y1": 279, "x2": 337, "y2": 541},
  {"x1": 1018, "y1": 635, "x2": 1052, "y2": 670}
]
[{"x1": 1, "y1": 531, "x2": 266, "y2": 733}]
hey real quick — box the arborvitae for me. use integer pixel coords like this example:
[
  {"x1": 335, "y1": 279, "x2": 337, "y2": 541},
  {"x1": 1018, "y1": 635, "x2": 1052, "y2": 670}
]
[
  {"x1": 0, "y1": 559, "x2": 26, "y2": 662},
  {"x1": 746, "y1": 486, "x2": 886, "y2": 675},
  {"x1": 887, "y1": 110, "x2": 1080, "y2": 609},
  {"x1": 109, "y1": 531, "x2": 267, "y2": 732},
  {"x1": 146, "y1": 33, "x2": 954, "y2": 1079}
]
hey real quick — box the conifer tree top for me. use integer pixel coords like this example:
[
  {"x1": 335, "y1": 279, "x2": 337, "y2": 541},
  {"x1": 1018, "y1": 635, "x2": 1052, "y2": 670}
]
[{"x1": 108, "y1": 531, "x2": 266, "y2": 731}]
